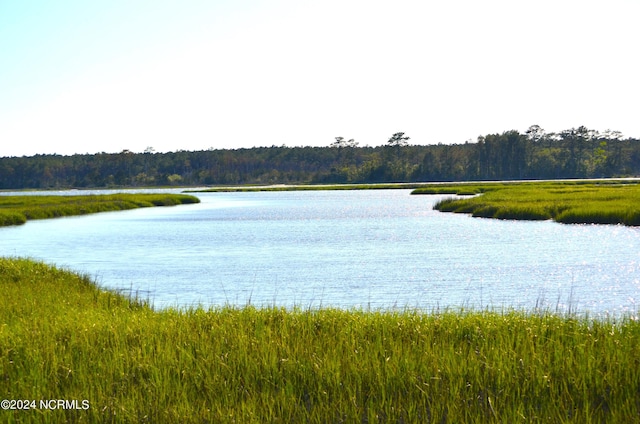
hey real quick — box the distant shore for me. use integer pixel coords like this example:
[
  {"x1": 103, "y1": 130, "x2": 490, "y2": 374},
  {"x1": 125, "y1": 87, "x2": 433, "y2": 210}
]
[
  {"x1": 188, "y1": 178, "x2": 640, "y2": 192},
  {"x1": 186, "y1": 182, "x2": 429, "y2": 192}
]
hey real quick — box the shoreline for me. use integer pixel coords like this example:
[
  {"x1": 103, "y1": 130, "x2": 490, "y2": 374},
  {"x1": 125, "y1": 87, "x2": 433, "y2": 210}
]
[
  {"x1": 0, "y1": 193, "x2": 199, "y2": 227},
  {"x1": 2, "y1": 257, "x2": 639, "y2": 422},
  {"x1": 412, "y1": 180, "x2": 640, "y2": 226}
]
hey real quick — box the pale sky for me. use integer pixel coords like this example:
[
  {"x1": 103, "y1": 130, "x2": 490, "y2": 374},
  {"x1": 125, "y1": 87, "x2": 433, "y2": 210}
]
[{"x1": 1, "y1": 0, "x2": 638, "y2": 157}]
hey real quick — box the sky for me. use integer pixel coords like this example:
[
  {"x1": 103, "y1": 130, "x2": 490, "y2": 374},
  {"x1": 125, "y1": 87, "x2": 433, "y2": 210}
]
[{"x1": 1, "y1": 0, "x2": 638, "y2": 157}]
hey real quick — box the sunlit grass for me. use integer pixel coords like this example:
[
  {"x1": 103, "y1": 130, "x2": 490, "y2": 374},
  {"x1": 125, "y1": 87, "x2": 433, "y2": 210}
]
[
  {"x1": 0, "y1": 193, "x2": 200, "y2": 227},
  {"x1": 2, "y1": 258, "x2": 640, "y2": 423},
  {"x1": 413, "y1": 180, "x2": 640, "y2": 226}
]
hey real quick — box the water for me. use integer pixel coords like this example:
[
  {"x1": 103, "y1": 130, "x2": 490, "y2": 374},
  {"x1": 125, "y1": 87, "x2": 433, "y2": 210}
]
[{"x1": 1, "y1": 189, "x2": 639, "y2": 315}]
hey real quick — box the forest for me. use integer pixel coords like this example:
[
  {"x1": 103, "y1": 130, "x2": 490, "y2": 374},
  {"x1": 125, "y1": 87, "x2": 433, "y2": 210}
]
[{"x1": 1, "y1": 125, "x2": 639, "y2": 189}]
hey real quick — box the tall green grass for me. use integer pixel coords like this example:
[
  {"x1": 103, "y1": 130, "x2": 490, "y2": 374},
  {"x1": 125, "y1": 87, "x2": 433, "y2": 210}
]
[
  {"x1": 2, "y1": 258, "x2": 640, "y2": 423},
  {"x1": 413, "y1": 181, "x2": 640, "y2": 226},
  {"x1": 0, "y1": 193, "x2": 200, "y2": 227}
]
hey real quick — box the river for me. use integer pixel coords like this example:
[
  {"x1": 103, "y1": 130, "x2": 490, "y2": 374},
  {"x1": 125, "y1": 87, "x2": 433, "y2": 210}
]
[{"x1": 1, "y1": 189, "x2": 639, "y2": 315}]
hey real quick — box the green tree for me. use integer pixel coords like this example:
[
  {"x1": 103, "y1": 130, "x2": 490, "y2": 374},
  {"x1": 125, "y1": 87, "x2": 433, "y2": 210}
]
[
  {"x1": 525, "y1": 125, "x2": 546, "y2": 144},
  {"x1": 559, "y1": 126, "x2": 595, "y2": 177},
  {"x1": 330, "y1": 137, "x2": 358, "y2": 148},
  {"x1": 387, "y1": 132, "x2": 410, "y2": 147}
]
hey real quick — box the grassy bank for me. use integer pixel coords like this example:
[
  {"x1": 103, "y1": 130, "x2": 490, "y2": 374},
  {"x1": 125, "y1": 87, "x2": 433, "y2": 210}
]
[
  {"x1": 412, "y1": 180, "x2": 640, "y2": 225},
  {"x1": 0, "y1": 193, "x2": 200, "y2": 227},
  {"x1": 189, "y1": 183, "x2": 429, "y2": 192},
  {"x1": 2, "y1": 258, "x2": 640, "y2": 423}
]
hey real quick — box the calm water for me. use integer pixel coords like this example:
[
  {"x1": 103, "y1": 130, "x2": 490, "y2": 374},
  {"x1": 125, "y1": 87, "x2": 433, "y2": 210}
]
[{"x1": 1, "y1": 189, "x2": 639, "y2": 315}]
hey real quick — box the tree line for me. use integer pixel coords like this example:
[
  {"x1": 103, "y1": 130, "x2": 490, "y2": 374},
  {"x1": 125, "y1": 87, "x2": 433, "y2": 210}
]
[{"x1": 1, "y1": 126, "x2": 639, "y2": 190}]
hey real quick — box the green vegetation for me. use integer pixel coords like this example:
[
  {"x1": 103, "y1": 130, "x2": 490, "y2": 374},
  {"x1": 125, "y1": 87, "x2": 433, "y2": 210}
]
[
  {"x1": 413, "y1": 180, "x2": 640, "y2": 225},
  {"x1": 190, "y1": 183, "x2": 428, "y2": 192},
  {"x1": 2, "y1": 258, "x2": 640, "y2": 423},
  {"x1": 0, "y1": 193, "x2": 200, "y2": 227},
  {"x1": 2, "y1": 125, "x2": 640, "y2": 189}
]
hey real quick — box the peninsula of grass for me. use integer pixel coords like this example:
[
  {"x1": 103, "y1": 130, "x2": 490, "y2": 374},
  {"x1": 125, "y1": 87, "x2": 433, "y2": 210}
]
[
  {"x1": 189, "y1": 183, "x2": 429, "y2": 192},
  {"x1": 2, "y1": 257, "x2": 640, "y2": 423},
  {"x1": 0, "y1": 193, "x2": 200, "y2": 227},
  {"x1": 412, "y1": 180, "x2": 640, "y2": 226}
]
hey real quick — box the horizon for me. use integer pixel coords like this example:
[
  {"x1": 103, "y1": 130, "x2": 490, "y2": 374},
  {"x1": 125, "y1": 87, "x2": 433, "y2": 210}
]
[
  {"x1": 1, "y1": 1, "x2": 638, "y2": 157},
  {"x1": 2, "y1": 125, "x2": 637, "y2": 160}
]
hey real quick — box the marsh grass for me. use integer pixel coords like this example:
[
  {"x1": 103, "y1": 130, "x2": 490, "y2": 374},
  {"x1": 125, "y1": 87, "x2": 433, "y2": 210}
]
[
  {"x1": 413, "y1": 180, "x2": 640, "y2": 226},
  {"x1": 0, "y1": 193, "x2": 200, "y2": 227},
  {"x1": 189, "y1": 183, "x2": 429, "y2": 192},
  {"x1": 2, "y1": 258, "x2": 640, "y2": 423}
]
